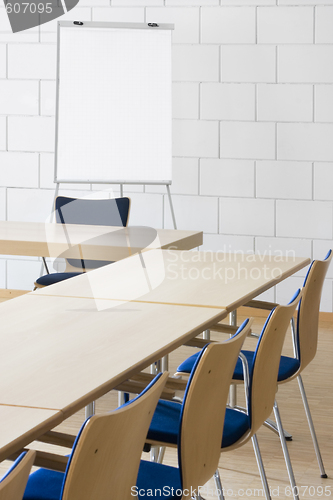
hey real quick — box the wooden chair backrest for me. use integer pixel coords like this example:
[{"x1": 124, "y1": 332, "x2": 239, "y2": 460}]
[
  {"x1": 179, "y1": 319, "x2": 252, "y2": 496},
  {"x1": 0, "y1": 450, "x2": 36, "y2": 500},
  {"x1": 61, "y1": 372, "x2": 167, "y2": 500},
  {"x1": 250, "y1": 290, "x2": 302, "y2": 435},
  {"x1": 298, "y1": 250, "x2": 332, "y2": 371}
]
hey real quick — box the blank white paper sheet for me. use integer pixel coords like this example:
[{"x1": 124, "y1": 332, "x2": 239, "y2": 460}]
[{"x1": 55, "y1": 22, "x2": 172, "y2": 184}]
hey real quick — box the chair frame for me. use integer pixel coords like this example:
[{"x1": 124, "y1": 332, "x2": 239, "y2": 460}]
[
  {"x1": 22, "y1": 373, "x2": 167, "y2": 500},
  {"x1": 0, "y1": 450, "x2": 36, "y2": 500},
  {"x1": 245, "y1": 250, "x2": 332, "y2": 479},
  {"x1": 166, "y1": 292, "x2": 302, "y2": 500},
  {"x1": 35, "y1": 195, "x2": 131, "y2": 286},
  {"x1": 142, "y1": 320, "x2": 251, "y2": 500}
]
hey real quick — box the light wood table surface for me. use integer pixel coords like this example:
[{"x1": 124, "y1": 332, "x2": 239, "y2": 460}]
[
  {"x1": 0, "y1": 292, "x2": 226, "y2": 461},
  {"x1": 33, "y1": 249, "x2": 310, "y2": 312},
  {"x1": 0, "y1": 407, "x2": 62, "y2": 463},
  {"x1": 0, "y1": 243, "x2": 310, "y2": 463},
  {"x1": 0, "y1": 221, "x2": 202, "y2": 261}
]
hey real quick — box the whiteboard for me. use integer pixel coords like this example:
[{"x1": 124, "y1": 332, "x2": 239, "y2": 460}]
[{"x1": 55, "y1": 21, "x2": 173, "y2": 184}]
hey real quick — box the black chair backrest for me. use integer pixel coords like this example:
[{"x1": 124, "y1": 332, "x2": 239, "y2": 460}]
[
  {"x1": 55, "y1": 196, "x2": 130, "y2": 270},
  {"x1": 55, "y1": 197, "x2": 130, "y2": 227}
]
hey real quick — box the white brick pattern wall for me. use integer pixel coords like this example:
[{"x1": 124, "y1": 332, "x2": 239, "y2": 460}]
[{"x1": 0, "y1": 1, "x2": 332, "y2": 312}]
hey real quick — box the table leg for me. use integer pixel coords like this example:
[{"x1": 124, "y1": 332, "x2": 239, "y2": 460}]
[
  {"x1": 161, "y1": 355, "x2": 168, "y2": 372},
  {"x1": 85, "y1": 402, "x2": 95, "y2": 419},
  {"x1": 203, "y1": 329, "x2": 210, "y2": 341}
]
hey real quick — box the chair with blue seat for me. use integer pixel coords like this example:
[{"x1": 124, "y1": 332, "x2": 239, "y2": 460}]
[
  {"x1": 22, "y1": 372, "x2": 167, "y2": 500},
  {"x1": 136, "y1": 320, "x2": 251, "y2": 500},
  {"x1": 156, "y1": 291, "x2": 302, "y2": 500},
  {"x1": 235, "y1": 249, "x2": 332, "y2": 479},
  {"x1": 0, "y1": 450, "x2": 35, "y2": 500},
  {"x1": 34, "y1": 196, "x2": 131, "y2": 289}
]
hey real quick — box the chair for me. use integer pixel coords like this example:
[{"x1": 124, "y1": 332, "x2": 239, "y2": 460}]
[
  {"x1": 134, "y1": 319, "x2": 251, "y2": 500},
  {"x1": 160, "y1": 292, "x2": 302, "y2": 500},
  {"x1": 0, "y1": 450, "x2": 36, "y2": 500},
  {"x1": 237, "y1": 249, "x2": 332, "y2": 478},
  {"x1": 34, "y1": 196, "x2": 131, "y2": 288},
  {"x1": 22, "y1": 372, "x2": 167, "y2": 500}
]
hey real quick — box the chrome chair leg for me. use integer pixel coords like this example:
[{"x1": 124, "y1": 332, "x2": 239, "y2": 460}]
[
  {"x1": 150, "y1": 446, "x2": 159, "y2": 462},
  {"x1": 229, "y1": 310, "x2": 237, "y2": 407},
  {"x1": 263, "y1": 418, "x2": 293, "y2": 440},
  {"x1": 297, "y1": 374, "x2": 327, "y2": 478},
  {"x1": 157, "y1": 446, "x2": 166, "y2": 464},
  {"x1": 273, "y1": 401, "x2": 299, "y2": 500},
  {"x1": 251, "y1": 435, "x2": 271, "y2": 500},
  {"x1": 213, "y1": 469, "x2": 225, "y2": 500}
]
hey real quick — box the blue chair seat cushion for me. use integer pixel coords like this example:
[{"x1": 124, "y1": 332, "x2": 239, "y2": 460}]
[
  {"x1": 177, "y1": 352, "x2": 199, "y2": 374},
  {"x1": 178, "y1": 349, "x2": 300, "y2": 383},
  {"x1": 222, "y1": 408, "x2": 250, "y2": 448},
  {"x1": 233, "y1": 350, "x2": 300, "y2": 382},
  {"x1": 147, "y1": 399, "x2": 250, "y2": 451},
  {"x1": 35, "y1": 272, "x2": 82, "y2": 286},
  {"x1": 136, "y1": 460, "x2": 182, "y2": 499},
  {"x1": 147, "y1": 400, "x2": 182, "y2": 445},
  {"x1": 23, "y1": 468, "x2": 64, "y2": 500}
]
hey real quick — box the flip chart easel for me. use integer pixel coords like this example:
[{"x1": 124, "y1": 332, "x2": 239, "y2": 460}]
[{"x1": 54, "y1": 21, "x2": 176, "y2": 228}]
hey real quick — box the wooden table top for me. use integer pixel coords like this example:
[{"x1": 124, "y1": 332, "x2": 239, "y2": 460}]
[
  {"x1": 0, "y1": 221, "x2": 203, "y2": 260},
  {"x1": 0, "y1": 293, "x2": 226, "y2": 419},
  {"x1": 33, "y1": 249, "x2": 310, "y2": 312},
  {"x1": 0, "y1": 407, "x2": 62, "y2": 463},
  {"x1": 0, "y1": 242, "x2": 310, "y2": 462}
]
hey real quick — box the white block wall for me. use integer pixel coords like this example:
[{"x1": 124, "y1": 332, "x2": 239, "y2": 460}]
[{"x1": 0, "y1": 1, "x2": 333, "y2": 312}]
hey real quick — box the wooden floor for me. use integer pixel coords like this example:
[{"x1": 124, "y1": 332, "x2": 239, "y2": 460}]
[{"x1": 1, "y1": 310, "x2": 332, "y2": 499}]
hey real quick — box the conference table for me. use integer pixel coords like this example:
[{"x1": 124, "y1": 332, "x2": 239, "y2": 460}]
[
  {"x1": 0, "y1": 223, "x2": 310, "y2": 466},
  {"x1": 0, "y1": 221, "x2": 203, "y2": 262},
  {"x1": 34, "y1": 249, "x2": 309, "y2": 313},
  {"x1": 0, "y1": 294, "x2": 227, "y2": 463}
]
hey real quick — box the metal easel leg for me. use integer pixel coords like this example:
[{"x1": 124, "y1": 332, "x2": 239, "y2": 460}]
[{"x1": 166, "y1": 184, "x2": 177, "y2": 230}]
